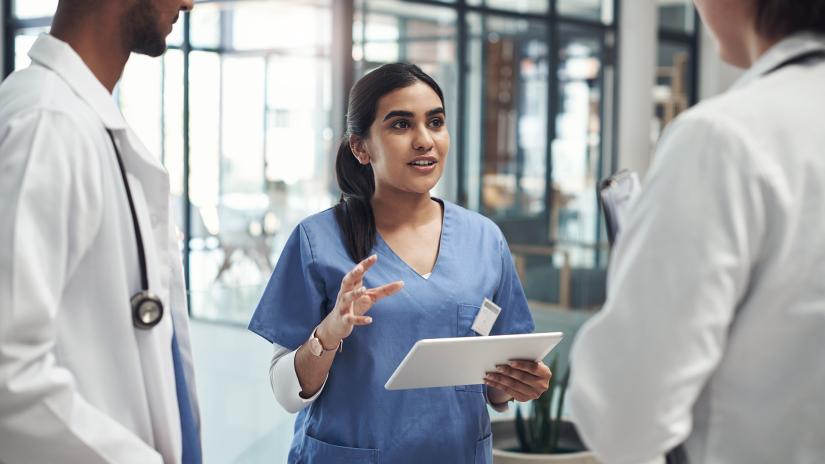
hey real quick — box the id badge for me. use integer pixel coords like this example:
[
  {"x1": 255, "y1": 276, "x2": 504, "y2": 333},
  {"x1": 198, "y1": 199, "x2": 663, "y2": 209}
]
[{"x1": 471, "y1": 298, "x2": 501, "y2": 336}]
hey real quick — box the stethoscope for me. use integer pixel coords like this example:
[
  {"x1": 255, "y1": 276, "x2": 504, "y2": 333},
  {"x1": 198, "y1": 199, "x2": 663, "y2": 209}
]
[
  {"x1": 765, "y1": 48, "x2": 825, "y2": 75},
  {"x1": 106, "y1": 130, "x2": 164, "y2": 330}
]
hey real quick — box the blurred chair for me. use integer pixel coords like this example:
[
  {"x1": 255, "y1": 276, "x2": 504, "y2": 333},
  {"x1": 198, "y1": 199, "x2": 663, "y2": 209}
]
[
  {"x1": 510, "y1": 244, "x2": 608, "y2": 310},
  {"x1": 214, "y1": 193, "x2": 278, "y2": 283},
  {"x1": 510, "y1": 244, "x2": 572, "y2": 309}
]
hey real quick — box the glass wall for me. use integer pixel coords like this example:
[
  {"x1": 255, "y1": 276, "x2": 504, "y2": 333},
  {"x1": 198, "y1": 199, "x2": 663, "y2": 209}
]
[
  {"x1": 4, "y1": 0, "x2": 618, "y2": 319},
  {"x1": 466, "y1": 13, "x2": 548, "y2": 222},
  {"x1": 184, "y1": 1, "x2": 334, "y2": 325},
  {"x1": 469, "y1": 0, "x2": 546, "y2": 15},
  {"x1": 557, "y1": 0, "x2": 613, "y2": 23},
  {"x1": 654, "y1": 0, "x2": 698, "y2": 137},
  {"x1": 462, "y1": 3, "x2": 615, "y2": 310},
  {"x1": 11, "y1": 0, "x2": 55, "y2": 19},
  {"x1": 553, "y1": 25, "x2": 609, "y2": 266},
  {"x1": 658, "y1": 0, "x2": 694, "y2": 31}
]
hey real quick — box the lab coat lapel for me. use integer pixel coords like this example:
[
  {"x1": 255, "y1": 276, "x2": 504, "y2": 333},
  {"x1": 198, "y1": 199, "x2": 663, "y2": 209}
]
[
  {"x1": 112, "y1": 128, "x2": 172, "y2": 305},
  {"x1": 28, "y1": 34, "x2": 127, "y2": 130}
]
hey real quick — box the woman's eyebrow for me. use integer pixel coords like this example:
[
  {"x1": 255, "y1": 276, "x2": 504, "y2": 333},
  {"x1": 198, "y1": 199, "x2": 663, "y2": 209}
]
[
  {"x1": 383, "y1": 110, "x2": 413, "y2": 121},
  {"x1": 382, "y1": 107, "x2": 445, "y2": 121}
]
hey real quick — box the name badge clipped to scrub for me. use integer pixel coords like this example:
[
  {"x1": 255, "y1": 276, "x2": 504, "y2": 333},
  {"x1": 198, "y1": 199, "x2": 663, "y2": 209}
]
[{"x1": 472, "y1": 298, "x2": 501, "y2": 336}]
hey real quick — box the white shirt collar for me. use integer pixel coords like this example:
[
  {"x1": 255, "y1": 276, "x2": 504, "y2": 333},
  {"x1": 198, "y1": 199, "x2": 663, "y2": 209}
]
[
  {"x1": 28, "y1": 33, "x2": 127, "y2": 130},
  {"x1": 732, "y1": 32, "x2": 825, "y2": 90}
]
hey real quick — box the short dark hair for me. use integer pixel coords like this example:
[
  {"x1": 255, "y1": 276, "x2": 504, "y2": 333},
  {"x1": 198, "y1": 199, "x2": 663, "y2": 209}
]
[{"x1": 755, "y1": 0, "x2": 825, "y2": 38}]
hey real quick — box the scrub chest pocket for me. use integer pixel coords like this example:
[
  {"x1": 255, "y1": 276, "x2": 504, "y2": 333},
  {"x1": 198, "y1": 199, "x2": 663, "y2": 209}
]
[{"x1": 456, "y1": 303, "x2": 485, "y2": 393}]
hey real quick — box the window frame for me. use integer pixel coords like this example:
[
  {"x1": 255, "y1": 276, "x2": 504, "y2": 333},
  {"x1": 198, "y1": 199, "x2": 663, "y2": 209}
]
[{"x1": 657, "y1": 5, "x2": 701, "y2": 107}]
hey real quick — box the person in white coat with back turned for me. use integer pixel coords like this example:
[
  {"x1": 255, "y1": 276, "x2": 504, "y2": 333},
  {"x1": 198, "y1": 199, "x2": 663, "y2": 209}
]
[
  {"x1": 568, "y1": 1, "x2": 825, "y2": 463},
  {"x1": 0, "y1": 0, "x2": 200, "y2": 463}
]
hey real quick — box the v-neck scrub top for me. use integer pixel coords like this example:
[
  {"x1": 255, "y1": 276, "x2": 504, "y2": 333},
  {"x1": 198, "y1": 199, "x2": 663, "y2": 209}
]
[{"x1": 249, "y1": 200, "x2": 534, "y2": 463}]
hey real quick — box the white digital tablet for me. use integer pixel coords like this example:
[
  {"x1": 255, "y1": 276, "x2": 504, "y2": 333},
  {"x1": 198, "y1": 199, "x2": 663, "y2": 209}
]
[{"x1": 384, "y1": 332, "x2": 564, "y2": 391}]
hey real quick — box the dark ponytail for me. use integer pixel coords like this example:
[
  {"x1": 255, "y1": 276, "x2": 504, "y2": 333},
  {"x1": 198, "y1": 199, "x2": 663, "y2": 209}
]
[
  {"x1": 334, "y1": 63, "x2": 445, "y2": 262},
  {"x1": 334, "y1": 139, "x2": 376, "y2": 263}
]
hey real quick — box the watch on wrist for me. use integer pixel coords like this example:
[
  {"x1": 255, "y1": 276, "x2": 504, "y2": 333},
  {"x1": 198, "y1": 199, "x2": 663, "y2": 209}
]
[{"x1": 308, "y1": 327, "x2": 343, "y2": 357}]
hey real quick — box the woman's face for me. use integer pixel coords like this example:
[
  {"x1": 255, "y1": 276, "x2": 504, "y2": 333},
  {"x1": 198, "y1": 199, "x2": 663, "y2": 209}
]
[{"x1": 354, "y1": 81, "x2": 450, "y2": 197}]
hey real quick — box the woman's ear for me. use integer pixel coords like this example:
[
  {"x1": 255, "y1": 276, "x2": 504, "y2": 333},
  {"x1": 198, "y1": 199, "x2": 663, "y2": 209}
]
[{"x1": 349, "y1": 135, "x2": 370, "y2": 165}]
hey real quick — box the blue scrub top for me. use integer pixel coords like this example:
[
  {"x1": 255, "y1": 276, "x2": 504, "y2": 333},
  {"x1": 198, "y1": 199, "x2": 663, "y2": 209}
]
[{"x1": 249, "y1": 200, "x2": 534, "y2": 464}]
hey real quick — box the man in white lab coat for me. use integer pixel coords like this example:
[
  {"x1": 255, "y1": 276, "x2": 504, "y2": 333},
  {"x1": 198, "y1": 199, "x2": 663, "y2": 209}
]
[
  {"x1": 568, "y1": 1, "x2": 825, "y2": 463},
  {"x1": 0, "y1": 0, "x2": 199, "y2": 463}
]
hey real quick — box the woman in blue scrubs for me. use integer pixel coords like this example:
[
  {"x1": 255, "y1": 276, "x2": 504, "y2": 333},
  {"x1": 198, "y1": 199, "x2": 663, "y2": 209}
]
[{"x1": 249, "y1": 63, "x2": 551, "y2": 463}]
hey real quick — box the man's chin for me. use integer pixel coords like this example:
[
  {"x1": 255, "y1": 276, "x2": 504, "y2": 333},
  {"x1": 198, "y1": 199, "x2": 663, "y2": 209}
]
[{"x1": 133, "y1": 42, "x2": 168, "y2": 58}]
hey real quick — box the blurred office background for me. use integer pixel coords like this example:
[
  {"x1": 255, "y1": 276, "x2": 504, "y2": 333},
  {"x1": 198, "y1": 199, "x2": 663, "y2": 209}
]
[{"x1": 1, "y1": 0, "x2": 740, "y2": 462}]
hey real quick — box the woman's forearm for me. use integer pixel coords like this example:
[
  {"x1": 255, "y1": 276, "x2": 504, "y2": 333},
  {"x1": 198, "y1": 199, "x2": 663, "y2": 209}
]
[
  {"x1": 293, "y1": 322, "x2": 340, "y2": 398},
  {"x1": 292, "y1": 255, "x2": 403, "y2": 398}
]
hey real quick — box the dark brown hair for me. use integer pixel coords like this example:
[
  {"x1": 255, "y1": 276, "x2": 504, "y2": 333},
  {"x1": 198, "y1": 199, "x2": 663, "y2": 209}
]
[
  {"x1": 334, "y1": 63, "x2": 445, "y2": 263},
  {"x1": 755, "y1": 0, "x2": 825, "y2": 38}
]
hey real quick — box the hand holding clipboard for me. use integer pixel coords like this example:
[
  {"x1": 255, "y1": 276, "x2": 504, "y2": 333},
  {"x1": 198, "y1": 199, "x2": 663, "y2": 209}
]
[{"x1": 598, "y1": 169, "x2": 641, "y2": 246}]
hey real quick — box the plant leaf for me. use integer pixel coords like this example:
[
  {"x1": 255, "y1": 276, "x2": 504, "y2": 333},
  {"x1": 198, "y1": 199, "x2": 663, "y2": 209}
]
[
  {"x1": 515, "y1": 402, "x2": 530, "y2": 452},
  {"x1": 550, "y1": 363, "x2": 572, "y2": 452}
]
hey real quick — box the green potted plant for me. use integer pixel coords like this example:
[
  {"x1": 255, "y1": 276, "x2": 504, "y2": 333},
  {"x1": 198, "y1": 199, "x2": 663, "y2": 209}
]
[{"x1": 491, "y1": 359, "x2": 598, "y2": 463}]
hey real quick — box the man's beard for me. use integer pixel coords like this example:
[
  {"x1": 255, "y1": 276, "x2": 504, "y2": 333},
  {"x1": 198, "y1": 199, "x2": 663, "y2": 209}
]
[{"x1": 126, "y1": 0, "x2": 167, "y2": 57}]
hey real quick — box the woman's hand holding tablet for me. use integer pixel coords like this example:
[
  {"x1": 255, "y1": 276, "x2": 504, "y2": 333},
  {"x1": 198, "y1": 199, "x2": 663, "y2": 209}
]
[{"x1": 485, "y1": 359, "x2": 552, "y2": 402}]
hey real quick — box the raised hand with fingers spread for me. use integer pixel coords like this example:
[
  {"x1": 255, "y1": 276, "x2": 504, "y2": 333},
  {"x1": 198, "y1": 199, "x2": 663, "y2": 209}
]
[{"x1": 316, "y1": 254, "x2": 405, "y2": 347}]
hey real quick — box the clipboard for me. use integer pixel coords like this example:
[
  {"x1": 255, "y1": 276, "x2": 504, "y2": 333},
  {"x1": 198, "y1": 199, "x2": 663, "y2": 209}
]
[
  {"x1": 384, "y1": 332, "x2": 563, "y2": 391},
  {"x1": 598, "y1": 169, "x2": 641, "y2": 246}
]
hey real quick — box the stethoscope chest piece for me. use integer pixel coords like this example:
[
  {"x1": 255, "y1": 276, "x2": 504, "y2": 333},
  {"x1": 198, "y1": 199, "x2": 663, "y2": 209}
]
[{"x1": 131, "y1": 291, "x2": 164, "y2": 329}]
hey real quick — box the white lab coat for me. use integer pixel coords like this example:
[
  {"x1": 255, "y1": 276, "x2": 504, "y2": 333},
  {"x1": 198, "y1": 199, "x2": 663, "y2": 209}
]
[
  {"x1": 0, "y1": 34, "x2": 199, "y2": 463},
  {"x1": 568, "y1": 33, "x2": 825, "y2": 464}
]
